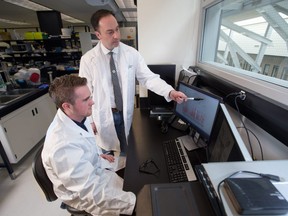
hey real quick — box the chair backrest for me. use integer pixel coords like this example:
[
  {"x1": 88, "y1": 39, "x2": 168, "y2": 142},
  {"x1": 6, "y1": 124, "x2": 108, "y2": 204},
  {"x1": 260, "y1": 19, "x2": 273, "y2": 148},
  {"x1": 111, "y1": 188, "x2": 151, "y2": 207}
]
[{"x1": 32, "y1": 147, "x2": 58, "y2": 202}]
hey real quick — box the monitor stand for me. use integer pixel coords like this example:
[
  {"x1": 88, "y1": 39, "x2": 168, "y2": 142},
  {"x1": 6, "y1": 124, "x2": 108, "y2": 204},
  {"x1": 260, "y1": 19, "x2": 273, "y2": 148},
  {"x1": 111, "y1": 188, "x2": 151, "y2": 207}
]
[{"x1": 178, "y1": 134, "x2": 207, "y2": 151}]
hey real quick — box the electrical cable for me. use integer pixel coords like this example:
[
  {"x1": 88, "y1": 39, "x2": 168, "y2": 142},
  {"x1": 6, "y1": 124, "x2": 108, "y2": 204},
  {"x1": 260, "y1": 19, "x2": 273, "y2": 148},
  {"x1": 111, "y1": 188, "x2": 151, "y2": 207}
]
[
  {"x1": 217, "y1": 178, "x2": 228, "y2": 216},
  {"x1": 187, "y1": 74, "x2": 197, "y2": 85},
  {"x1": 225, "y1": 91, "x2": 254, "y2": 160},
  {"x1": 225, "y1": 92, "x2": 239, "y2": 99},
  {"x1": 237, "y1": 126, "x2": 264, "y2": 160},
  {"x1": 234, "y1": 95, "x2": 254, "y2": 160}
]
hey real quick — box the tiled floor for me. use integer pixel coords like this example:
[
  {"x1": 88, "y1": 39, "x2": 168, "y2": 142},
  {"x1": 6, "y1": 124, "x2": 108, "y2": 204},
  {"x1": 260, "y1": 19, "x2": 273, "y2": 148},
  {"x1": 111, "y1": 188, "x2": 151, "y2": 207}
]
[{"x1": 0, "y1": 143, "x2": 69, "y2": 216}]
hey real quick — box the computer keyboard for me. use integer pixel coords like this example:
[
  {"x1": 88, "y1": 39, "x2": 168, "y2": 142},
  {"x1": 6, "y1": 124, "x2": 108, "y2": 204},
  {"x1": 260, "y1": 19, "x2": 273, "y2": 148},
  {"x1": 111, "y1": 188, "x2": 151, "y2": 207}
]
[{"x1": 163, "y1": 138, "x2": 197, "y2": 183}]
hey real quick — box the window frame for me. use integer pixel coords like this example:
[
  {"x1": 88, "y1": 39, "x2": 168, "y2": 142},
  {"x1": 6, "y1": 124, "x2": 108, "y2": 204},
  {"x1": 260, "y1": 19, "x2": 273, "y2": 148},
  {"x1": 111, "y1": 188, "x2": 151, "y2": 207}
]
[{"x1": 196, "y1": 0, "x2": 288, "y2": 109}]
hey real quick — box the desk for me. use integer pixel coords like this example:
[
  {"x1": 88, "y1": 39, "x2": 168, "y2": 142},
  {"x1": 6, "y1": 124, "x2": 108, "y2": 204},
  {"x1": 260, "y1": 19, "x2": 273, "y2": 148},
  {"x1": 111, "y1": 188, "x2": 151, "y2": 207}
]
[
  {"x1": 123, "y1": 109, "x2": 206, "y2": 194},
  {"x1": 124, "y1": 109, "x2": 288, "y2": 216},
  {"x1": 198, "y1": 161, "x2": 288, "y2": 216}
]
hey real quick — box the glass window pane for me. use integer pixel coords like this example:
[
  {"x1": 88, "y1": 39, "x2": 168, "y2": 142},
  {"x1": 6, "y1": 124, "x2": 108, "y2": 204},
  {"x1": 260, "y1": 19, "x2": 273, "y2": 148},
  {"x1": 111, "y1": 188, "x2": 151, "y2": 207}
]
[{"x1": 200, "y1": 0, "x2": 288, "y2": 87}]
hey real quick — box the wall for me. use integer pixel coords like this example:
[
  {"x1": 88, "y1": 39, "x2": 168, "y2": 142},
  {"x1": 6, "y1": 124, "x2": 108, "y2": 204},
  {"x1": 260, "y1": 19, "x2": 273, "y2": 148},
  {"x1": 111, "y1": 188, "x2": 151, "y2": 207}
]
[
  {"x1": 137, "y1": 0, "x2": 200, "y2": 97},
  {"x1": 137, "y1": 0, "x2": 288, "y2": 160}
]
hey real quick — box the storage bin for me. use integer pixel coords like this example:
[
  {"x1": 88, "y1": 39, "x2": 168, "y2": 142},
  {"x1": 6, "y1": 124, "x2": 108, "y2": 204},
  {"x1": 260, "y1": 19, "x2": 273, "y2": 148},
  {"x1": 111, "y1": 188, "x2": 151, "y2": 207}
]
[
  {"x1": 24, "y1": 32, "x2": 34, "y2": 40},
  {"x1": 24, "y1": 32, "x2": 48, "y2": 40}
]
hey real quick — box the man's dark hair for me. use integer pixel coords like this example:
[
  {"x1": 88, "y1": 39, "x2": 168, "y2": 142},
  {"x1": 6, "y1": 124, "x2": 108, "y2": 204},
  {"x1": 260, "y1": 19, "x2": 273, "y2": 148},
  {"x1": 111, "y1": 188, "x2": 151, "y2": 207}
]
[
  {"x1": 90, "y1": 9, "x2": 115, "y2": 31},
  {"x1": 49, "y1": 75, "x2": 87, "y2": 109}
]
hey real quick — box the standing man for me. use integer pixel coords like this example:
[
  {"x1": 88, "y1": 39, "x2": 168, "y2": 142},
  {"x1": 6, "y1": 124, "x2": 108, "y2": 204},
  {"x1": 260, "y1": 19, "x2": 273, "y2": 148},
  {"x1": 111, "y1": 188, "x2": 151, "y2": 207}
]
[
  {"x1": 79, "y1": 9, "x2": 187, "y2": 156},
  {"x1": 42, "y1": 75, "x2": 136, "y2": 215}
]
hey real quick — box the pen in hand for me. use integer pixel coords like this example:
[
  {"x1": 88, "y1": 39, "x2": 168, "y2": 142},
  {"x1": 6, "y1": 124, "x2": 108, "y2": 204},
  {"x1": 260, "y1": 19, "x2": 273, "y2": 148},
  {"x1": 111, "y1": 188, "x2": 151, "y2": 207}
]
[{"x1": 186, "y1": 97, "x2": 204, "y2": 101}]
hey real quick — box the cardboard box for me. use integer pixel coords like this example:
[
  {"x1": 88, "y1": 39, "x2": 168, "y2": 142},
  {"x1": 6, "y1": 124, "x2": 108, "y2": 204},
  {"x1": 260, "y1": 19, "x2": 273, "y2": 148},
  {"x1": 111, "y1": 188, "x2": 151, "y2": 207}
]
[{"x1": 0, "y1": 32, "x2": 12, "y2": 40}]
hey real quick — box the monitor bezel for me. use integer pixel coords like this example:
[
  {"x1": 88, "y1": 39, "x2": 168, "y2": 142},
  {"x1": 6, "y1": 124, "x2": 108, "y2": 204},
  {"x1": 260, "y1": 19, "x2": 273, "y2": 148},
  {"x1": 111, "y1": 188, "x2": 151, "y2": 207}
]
[{"x1": 174, "y1": 81, "x2": 222, "y2": 143}]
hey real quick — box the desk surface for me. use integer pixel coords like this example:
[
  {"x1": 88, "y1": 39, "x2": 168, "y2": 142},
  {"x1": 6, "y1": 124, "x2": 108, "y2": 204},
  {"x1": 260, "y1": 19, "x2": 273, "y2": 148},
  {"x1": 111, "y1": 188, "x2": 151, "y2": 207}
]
[
  {"x1": 123, "y1": 109, "x2": 182, "y2": 194},
  {"x1": 123, "y1": 109, "x2": 206, "y2": 194}
]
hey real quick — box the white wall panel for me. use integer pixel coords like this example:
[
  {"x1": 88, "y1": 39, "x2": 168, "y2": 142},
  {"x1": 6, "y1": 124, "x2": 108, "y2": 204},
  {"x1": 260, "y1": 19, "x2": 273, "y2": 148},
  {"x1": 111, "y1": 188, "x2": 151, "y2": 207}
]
[{"x1": 137, "y1": 0, "x2": 200, "y2": 96}]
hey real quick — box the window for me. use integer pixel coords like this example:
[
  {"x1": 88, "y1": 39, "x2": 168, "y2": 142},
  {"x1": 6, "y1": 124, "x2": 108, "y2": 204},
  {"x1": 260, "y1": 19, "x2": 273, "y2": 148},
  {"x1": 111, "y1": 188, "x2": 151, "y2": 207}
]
[
  {"x1": 263, "y1": 64, "x2": 270, "y2": 75},
  {"x1": 199, "y1": 0, "x2": 288, "y2": 88},
  {"x1": 271, "y1": 65, "x2": 279, "y2": 77},
  {"x1": 281, "y1": 67, "x2": 288, "y2": 80}
]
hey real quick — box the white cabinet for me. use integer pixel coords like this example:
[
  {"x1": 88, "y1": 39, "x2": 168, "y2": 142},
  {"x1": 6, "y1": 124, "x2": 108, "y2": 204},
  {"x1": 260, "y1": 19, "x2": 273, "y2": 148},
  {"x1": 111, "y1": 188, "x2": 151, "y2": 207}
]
[{"x1": 0, "y1": 93, "x2": 56, "y2": 163}]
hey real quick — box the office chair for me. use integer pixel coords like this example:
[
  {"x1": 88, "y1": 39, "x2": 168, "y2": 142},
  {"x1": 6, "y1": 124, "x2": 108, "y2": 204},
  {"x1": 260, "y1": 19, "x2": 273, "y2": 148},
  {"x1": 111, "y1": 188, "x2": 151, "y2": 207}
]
[{"x1": 32, "y1": 147, "x2": 91, "y2": 216}]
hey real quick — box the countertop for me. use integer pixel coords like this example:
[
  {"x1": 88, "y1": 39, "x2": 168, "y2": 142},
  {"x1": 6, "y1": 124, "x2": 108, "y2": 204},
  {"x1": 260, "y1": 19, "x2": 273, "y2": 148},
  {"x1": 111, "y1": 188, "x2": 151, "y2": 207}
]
[{"x1": 0, "y1": 87, "x2": 49, "y2": 118}]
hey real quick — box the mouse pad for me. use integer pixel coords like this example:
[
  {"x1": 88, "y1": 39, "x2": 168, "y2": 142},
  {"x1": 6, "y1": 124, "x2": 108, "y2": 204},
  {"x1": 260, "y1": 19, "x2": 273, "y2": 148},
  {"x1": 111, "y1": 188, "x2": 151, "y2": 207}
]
[
  {"x1": 150, "y1": 182, "x2": 200, "y2": 216},
  {"x1": 136, "y1": 181, "x2": 216, "y2": 216}
]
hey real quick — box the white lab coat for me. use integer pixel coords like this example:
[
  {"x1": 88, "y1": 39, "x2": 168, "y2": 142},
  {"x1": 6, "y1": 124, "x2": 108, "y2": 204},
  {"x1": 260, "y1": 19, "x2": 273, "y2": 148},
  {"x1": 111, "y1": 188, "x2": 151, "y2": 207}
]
[
  {"x1": 42, "y1": 109, "x2": 136, "y2": 216},
  {"x1": 79, "y1": 42, "x2": 174, "y2": 151}
]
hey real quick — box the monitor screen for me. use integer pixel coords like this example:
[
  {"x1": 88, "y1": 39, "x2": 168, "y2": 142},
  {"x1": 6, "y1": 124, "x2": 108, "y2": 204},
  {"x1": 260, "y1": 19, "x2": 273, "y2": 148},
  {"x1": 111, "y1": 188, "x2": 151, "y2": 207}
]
[
  {"x1": 208, "y1": 103, "x2": 253, "y2": 162},
  {"x1": 147, "y1": 64, "x2": 175, "y2": 110},
  {"x1": 175, "y1": 82, "x2": 221, "y2": 142}
]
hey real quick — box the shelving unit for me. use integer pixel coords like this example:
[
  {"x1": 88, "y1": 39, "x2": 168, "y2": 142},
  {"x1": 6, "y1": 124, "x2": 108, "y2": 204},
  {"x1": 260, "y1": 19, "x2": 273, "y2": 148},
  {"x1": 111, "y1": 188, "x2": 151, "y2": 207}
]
[
  {"x1": 0, "y1": 28, "x2": 136, "y2": 82},
  {"x1": 0, "y1": 37, "x2": 81, "y2": 67}
]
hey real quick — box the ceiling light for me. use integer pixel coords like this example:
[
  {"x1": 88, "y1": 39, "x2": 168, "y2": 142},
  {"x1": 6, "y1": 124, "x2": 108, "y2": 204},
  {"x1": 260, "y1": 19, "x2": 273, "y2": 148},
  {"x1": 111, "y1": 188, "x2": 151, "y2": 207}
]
[
  {"x1": 4, "y1": 0, "x2": 84, "y2": 24},
  {"x1": 115, "y1": 0, "x2": 137, "y2": 22},
  {"x1": 115, "y1": 0, "x2": 136, "y2": 9},
  {"x1": 0, "y1": 18, "x2": 30, "y2": 25},
  {"x1": 4, "y1": 0, "x2": 51, "y2": 11},
  {"x1": 61, "y1": 14, "x2": 84, "y2": 24},
  {"x1": 85, "y1": 0, "x2": 111, "y2": 6}
]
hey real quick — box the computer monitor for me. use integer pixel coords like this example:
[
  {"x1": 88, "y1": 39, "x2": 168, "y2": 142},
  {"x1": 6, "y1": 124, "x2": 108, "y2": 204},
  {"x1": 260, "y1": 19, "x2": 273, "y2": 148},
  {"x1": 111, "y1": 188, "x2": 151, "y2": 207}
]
[
  {"x1": 147, "y1": 64, "x2": 176, "y2": 112},
  {"x1": 37, "y1": 10, "x2": 63, "y2": 36},
  {"x1": 175, "y1": 82, "x2": 222, "y2": 143},
  {"x1": 208, "y1": 103, "x2": 253, "y2": 162}
]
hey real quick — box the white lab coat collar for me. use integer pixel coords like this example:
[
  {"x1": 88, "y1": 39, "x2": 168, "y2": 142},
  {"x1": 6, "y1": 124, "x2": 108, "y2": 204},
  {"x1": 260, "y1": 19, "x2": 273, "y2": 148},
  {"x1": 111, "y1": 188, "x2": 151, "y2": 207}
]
[
  {"x1": 56, "y1": 108, "x2": 95, "y2": 138},
  {"x1": 100, "y1": 42, "x2": 119, "y2": 55}
]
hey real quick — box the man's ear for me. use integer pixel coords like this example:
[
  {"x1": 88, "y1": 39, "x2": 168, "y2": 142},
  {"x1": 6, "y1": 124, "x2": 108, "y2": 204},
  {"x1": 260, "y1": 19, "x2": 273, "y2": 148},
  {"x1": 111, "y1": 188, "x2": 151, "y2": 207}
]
[
  {"x1": 62, "y1": 102, "x2": 71, "y2": 110},
  {"x1": 95, "y1": 31, "x2": 101, "y2": 39}
]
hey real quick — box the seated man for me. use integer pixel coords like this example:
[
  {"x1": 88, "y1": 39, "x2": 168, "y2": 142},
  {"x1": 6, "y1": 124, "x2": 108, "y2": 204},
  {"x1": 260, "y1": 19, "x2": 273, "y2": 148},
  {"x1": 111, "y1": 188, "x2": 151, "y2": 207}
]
[{"x1": 42, "y1": 75, "x2": 136, "y2": 215}]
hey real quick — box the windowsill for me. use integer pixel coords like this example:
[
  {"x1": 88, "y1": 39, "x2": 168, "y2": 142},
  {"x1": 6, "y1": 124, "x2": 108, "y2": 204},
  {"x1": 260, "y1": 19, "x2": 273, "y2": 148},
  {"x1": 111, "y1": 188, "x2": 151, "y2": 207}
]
[{"x1": 197, "y1": 61, "x2": 288, "y2": 110}]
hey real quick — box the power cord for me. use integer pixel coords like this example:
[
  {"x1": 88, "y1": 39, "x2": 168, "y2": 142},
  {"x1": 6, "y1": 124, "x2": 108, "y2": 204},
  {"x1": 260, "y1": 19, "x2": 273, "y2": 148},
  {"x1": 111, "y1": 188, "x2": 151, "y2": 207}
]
[
  {"x1": 187, "y1": 74, "x2": 197, "y2": 85},
  {"x1": 225, "y1": 90, "x2": 246, "y2": 101},
  {"x1": 225, "y1": 91, "x2": 254, "y2": 160},
  {"x1": 237, "y1": 126, "x2": 264, "y2": 160}
]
